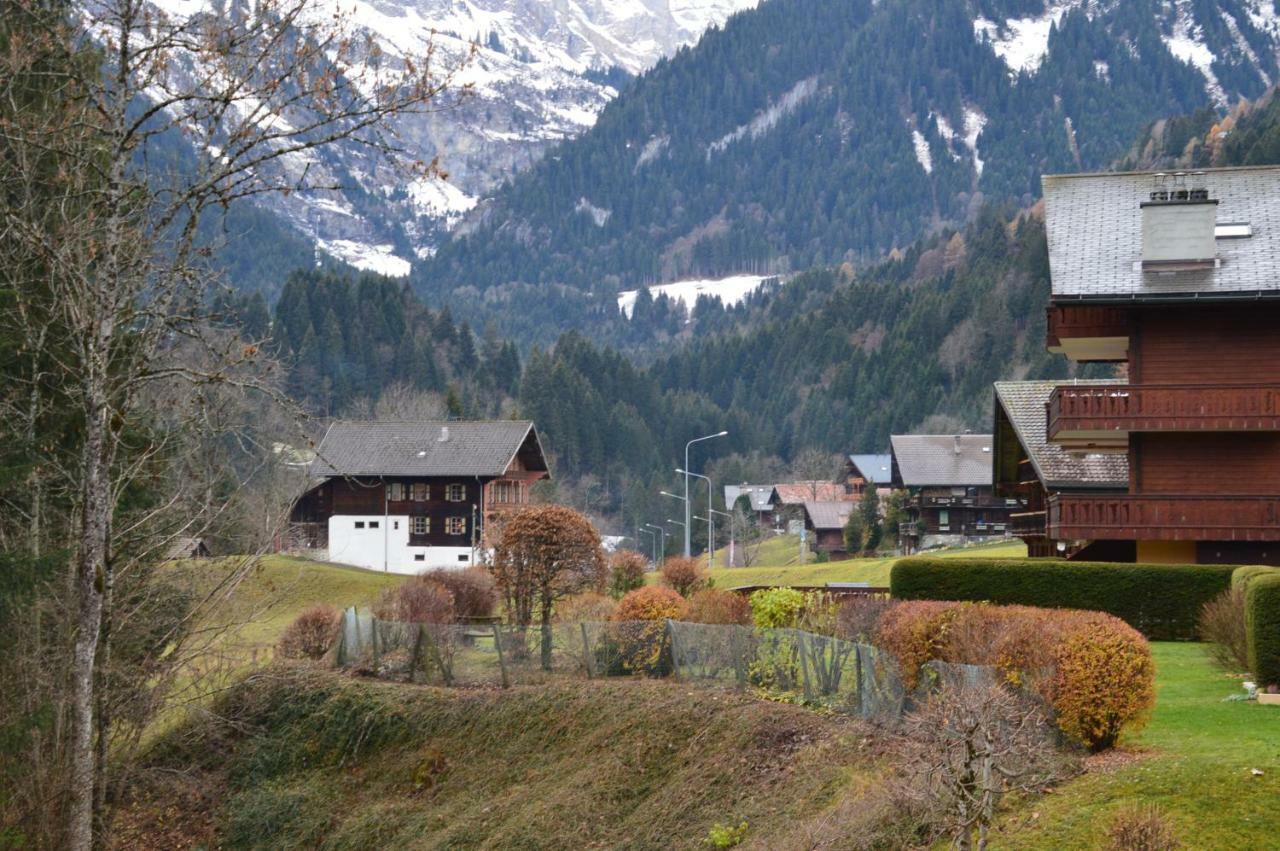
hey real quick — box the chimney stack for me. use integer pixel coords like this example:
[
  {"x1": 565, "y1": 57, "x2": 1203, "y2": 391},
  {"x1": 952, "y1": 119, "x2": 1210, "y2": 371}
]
[
  {"x1": 1141, "y1": 172, "x2": 1217, "y2": 269},
  {"x1": 437, "y1": 426, "x2": 450, "y2": 443}
]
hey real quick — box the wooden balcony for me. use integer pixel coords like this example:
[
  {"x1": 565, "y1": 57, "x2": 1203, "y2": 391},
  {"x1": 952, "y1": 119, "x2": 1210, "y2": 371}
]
[
  {"x1": 1047, "y1": 494, "x2": 1280, "y2": 541},
  {"x1": 1045, "y1": 305, "x2": 1131, "y2": 361},
  {"x1": 1008, "y1": 509, "x2": 1048, "y2": 538},
  {"x1": 1048, "y1": 384, "x2": 1280, "y2": 447}
]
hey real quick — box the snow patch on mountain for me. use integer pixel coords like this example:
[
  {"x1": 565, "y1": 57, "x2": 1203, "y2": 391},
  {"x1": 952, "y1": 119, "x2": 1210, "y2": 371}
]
[
  {"x1": 974, "y1": 1, "x2": 1080, "y2": 75},
  {"x1": 318, "y1": 239, "x2": 413, "y2": 277},
  {"x1": 575, "y1": 197, "x2": 611, "y2": 226},
  {"x1": 635, "y1": 135, "x2": 670, "y2": 170},
  {"x1": 617, "y1": 274, "x2": 773, "y2": 318},
  {"x1": 707, "y1": 76, "x2": 820, "y2": 157},
  {"x1": 407, "y1": 178, "x2": 478, "y2": 227},
  {"x1": 911, "y1": 128, "x2": 933, "y2": 173},
  {"x1": 964, "y1": 107, "x2": 987, "y2": 177},
  {"x1": 1164, "y1": 5, "x2": 1228, "y2": 107}
]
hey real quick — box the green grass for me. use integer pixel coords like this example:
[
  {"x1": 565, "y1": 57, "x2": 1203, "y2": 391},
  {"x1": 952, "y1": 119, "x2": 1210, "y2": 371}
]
[{"x1": 999, "y1": 642, "x2": 1280, "y2": 849}]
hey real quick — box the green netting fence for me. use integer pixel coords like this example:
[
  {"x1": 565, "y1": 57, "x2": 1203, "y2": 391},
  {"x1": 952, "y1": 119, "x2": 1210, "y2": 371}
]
[{"x1": 332, "y1": 607, "x2": 1001, "y2": 721}]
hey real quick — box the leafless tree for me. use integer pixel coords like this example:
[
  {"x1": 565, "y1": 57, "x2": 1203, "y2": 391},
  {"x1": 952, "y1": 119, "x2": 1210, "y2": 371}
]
[
  {"x1": 369, "y1": 382, "x2": 450, "y2": 421},
  {"x1": 893, "y1": 684, "x2": 1072, "y2": 851},
  {"x1": 0, "y1": 0, "x2": 468, "y2": 845},
  {"x1": 790, "y1": 447, "x2": 841, "y2": 501}
]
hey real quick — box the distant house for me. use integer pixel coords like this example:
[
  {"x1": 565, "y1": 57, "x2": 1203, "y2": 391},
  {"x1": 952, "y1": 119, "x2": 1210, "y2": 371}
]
[
  {"x1": 773, "y1": 481, "x2": 848, "y2": 507},
  {"x1": 286, "y1": 420, "x2": 549, "y2": 573},
  {"x1": 843, "y1": 454, "x2": 893, "y2": 496},
  {"x1": 165, "y1": 536, "x2": 210, "y2": 560},
  {"x1": 802, "y1": 501, "x2": 855, "y2": 560},
  {"x1": 889, "y1": 434, "x2": 1021, "y2": 552},
  {"x1": 993, "y1": 381, "x2": 1130, "y2": 559},
  {"x1": 723, "y1": 484, "x2": 779, "y2": 526}
]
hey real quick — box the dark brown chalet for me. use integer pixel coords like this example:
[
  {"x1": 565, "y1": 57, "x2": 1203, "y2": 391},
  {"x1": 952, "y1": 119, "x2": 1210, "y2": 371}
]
[
  {"x1": 801, "y1": 501, "x2": 855, "y2": 560},
  {"x1": 1035, "y1": 166, "x2": 1280, "y2": 564},
  {"x1": 287, "y1": 420, "x2": 549, "y2": 573},
  {"x1": 890, "y1": 434, "x2": 1021, "y2": 552}
]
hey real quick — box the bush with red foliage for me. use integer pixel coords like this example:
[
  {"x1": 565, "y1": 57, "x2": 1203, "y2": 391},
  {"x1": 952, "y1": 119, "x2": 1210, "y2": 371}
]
[
  {"x1": 607, "y1": 550, "x2": 648, "y2": 599},
  {"x1": 417, "y1": 567, "x2": 497, "y2": 619},
  {"x1": 276, "y1": 604, "x2": 342, "y2": 659},
  {"x1": 659, "y1": 557, "x2": 710, "y2": 597},
  {"x1": 684, "y1": 588, "x2": 751, "y2": 625},
  {"x1": 611, "y1": 586, "x2": 687, "y2": 674},
  {"x1": 375, "y1": 578, "x2": 456, "y2": 624}
]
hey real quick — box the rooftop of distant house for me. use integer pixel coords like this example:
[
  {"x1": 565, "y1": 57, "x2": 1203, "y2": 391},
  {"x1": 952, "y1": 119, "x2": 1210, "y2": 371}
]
[
  {"x1": 773, "y1": 481, "x2": 847, "y2": 504},
  {"x1": 803, "y1": 500, "x2": 854, "y2": 530},
  {"x1": 308, "y1": 420, "x2": 547, "y2": 479},
  {"x1": 847, "y1": 453, "x2": 892, "y2": 483},
  {"x1": 890, "y1": 434, "x2": 993, "y2": 487}
]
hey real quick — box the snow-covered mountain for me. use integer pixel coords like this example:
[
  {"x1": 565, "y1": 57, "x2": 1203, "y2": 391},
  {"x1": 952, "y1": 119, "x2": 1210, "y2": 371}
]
[{"x1": 144, "y1": 0, "x2": 758, "y2": 276}]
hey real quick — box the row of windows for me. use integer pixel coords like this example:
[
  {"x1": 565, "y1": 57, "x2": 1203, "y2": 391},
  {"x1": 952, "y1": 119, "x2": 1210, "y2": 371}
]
[
  {"x1": 386, "y1": 483, "x2": 467, "y2": 502},
  {"x1": 353, "y1": 516, "x2": 468, "y2": 535}
]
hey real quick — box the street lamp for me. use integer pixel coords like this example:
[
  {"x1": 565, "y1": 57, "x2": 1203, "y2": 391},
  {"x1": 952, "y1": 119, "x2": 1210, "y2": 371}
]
[
  {"x1": 707, "y1": 507, "x2": 733, "y2": 568},
  {"x1": 659, "y1": 490, "x2": 686, "y2": 503},
  {"x1": 677, "y1": 467, "x2": 715, "y2": 569},
  {"x1": 683, "y1": 431, "x2": 728, "y2": 557},
  {"x1": 636, "y1": 527, "x2": 657, "y2": 566},
  {"x1": 644, "y1": 523, "x2": 666, "y2": 565}
]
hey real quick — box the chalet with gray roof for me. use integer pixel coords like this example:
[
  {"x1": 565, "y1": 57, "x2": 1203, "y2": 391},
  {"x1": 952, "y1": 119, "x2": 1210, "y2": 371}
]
[
  {"x1": 286, "y1": 420, "x2": 549, "y2": 573},
  {"x1": 843, "y1": 453, "x2": 892, "y2": 496},
  {"x1": 889, "y1": 434, "x2": 1020, "y2": 552},
  {"x1": 801, "y1": 501, "x2": 855, "y2": 560},
  {"x1": 724, "y1": 484, "x2": 779, "y2": 526},
  {"x1": 1041, "y1": 165, "x2": 1280, "y2": 564}
]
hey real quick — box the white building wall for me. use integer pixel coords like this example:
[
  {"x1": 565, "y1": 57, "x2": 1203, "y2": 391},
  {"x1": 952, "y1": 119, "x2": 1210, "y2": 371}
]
[{"x1": 326, "y1": 515, "x2": 476, "y2": 574}]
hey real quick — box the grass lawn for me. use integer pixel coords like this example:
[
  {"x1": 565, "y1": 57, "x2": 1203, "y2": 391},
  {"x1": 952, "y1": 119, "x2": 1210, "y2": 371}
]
[{"x1": 999, "y1": 642, "x2": 1280, "y2": 849}]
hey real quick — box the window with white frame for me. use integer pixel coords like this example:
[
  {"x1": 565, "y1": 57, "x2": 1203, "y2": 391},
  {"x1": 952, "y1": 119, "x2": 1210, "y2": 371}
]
[
  {"x1": 445, "y1": 516, "x2": 466, "y2": 536},
  {"x1": 412, "y1": 482, "x2": 429, "y2": 501},
  {"x1": 388, "y1": 482, "x2": 406, "y2": 501},
  {"x1": 411, "y1": 516, "x2": 430, "y2": 535},
  {"x1": 446, "y1": 483, "x2": 466, "y2": 502}
]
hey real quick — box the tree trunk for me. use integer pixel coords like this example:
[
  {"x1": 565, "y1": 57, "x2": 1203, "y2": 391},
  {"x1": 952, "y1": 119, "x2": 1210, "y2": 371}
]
[{"x1": 539, "y1": 592, "x2": 554, "y2": 671}]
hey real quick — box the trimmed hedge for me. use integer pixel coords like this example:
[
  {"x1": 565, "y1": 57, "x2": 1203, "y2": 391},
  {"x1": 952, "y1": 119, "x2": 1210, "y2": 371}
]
[
  {"x1": 1244, "y1": 573, "x2": 1280, "y2": 688},
  {"x1": 1232, "y1": 565, "x2": 1280, "y2": 591},
  {"x1": 890, "y1": 557, "x2": 1237, "y2": 641}
]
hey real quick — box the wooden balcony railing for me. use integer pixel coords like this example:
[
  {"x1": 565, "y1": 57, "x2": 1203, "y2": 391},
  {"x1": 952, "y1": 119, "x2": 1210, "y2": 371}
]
[
  {"x1": 1047, "y1": 494, "x2": 1280, "y2": 541},
  {"x1": 1045, "y1": 305, "x2": 1131, "y2": 348},
  {"x1": 1048, "y1": 384, "x2": 1280, "y2": 440},
  {"x1": 1008, "y1": 510, "x2": 1048, "y2": 538}
]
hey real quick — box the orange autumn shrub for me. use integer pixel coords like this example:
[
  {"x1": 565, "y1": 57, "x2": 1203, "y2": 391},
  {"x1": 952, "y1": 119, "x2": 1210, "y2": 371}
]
[
  {"x1": 612, "y1": 586, "x2": 687, "y2": 674},
  {"x1": 614, "y1": 585, "x2": 688, "y2": 622},
  {"x1": 875, "y1": 600, "x2": 1155, "y2": 751},
  {"x1": 276, "y1": 605, "x2": 342, "y2": 660},
  {"x1": 659, "y1": 557, "x2": 710, "y2": 597},
  {"x1": 555, "y1": 591, "x2": 617, "y2": 623},
  {"x1": 685, "y1": 588, "x2": 751, "y2": 625}
]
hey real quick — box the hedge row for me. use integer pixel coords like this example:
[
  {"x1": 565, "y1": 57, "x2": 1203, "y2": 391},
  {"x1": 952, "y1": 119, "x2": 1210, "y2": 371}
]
[
  {"x1": 1241, "y1": 569, "x2": 1280, "y2": 688},
  {"x1": 890, "y1": 557, "x2": 1237, "y2": 641}
]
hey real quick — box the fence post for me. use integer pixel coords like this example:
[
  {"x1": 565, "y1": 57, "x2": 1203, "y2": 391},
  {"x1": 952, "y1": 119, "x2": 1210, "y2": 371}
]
[
  {"x1": 491, "y1": 623, "x2": 509, "y2": 689},
  {"x1": 658, "y1": 620, "x2": 673, "y2": 678},
  {"x1": 407, "y1": 624, "x2": 424, "y2": 683},
  {"x1": 797, "y1": 631, "x2": 813, "y2": 703},
  {"x1": 424, "y1": 628, "x2": 452, "y2": 686},
  {"x1": 371, "y1": 614, "x2": 380, "y2": 670},
  {"x1": 580, "y1": 622, "x2": 594, "y2": 679},
  {"x1": 731, "y1": 626, "x2": 747, "y2": 689},
  {"x1": 855, "y1": 645, "x2": 865, "y2": 716}
]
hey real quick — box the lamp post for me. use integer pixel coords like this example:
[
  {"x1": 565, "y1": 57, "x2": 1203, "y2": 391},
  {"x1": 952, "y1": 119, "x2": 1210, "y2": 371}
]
[
  {"x1": 683, "y1": 431, "x2": 728, "y2": 557},
  {"x1": 637, "y1": 527, "x2": 656, "y2": 567},
  {"x1": 677, "y1": 467, "x2": 714, "y2": 569},
  {"x1": 708, "y1": 507, "x2": 732, "y2": 569},
  {"x1": 644, "y1": 523, "x2": 666, "y2": 565}
]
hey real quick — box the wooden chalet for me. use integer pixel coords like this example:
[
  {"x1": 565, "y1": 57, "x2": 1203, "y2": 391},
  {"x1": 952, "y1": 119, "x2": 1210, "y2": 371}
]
[
  {"x1": 890, "y1": 434, "x2": 1020, "y2": 552},
  {"x1": 723, "y1": 484, "x2": 780, "y2": 527},
  {"x1": 1031, "y1": 166, "x2": 1280, "y2": 564},
  {"x1": 286, "y1": 420, "x2": 549, "y2": 573},
  {"x1": 801, "y1": 501, "x2": 855, "y2": 560},
  {"x1": 842, "y1": 453, "x2": 893, "y2": 496}
]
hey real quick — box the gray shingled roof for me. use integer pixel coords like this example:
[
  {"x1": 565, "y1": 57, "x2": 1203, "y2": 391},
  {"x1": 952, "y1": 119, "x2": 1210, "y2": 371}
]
[
  {"x1": 1043, "y1": 165, "x2": 1280, "y2": 302},
  {"x1": 994, "y1": 381, "x2": 1129, "y2": 490},
  {"x1": 890, "y1": 434, "x2": 993, "y2": 487},
  {"x1": 847, "y1": 453, "x2": 892, "y2": 483},
  {"x1": 308, "y1": 420, "x2": 540, "y2": 478},
  {"x1": 803, "y1": 501, "x2": 854, "y2": 530},
  {"x1": 724, "y1": 485, "x2": 777, "y2": 512}
]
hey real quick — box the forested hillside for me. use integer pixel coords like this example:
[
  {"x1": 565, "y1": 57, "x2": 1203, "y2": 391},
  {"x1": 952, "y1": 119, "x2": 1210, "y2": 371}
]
[{"x1": 417, "y1": 0, "x2": 1275, "y2": 321}]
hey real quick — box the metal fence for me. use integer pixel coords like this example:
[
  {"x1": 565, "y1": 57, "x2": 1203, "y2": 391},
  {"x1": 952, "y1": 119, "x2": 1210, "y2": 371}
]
[{"x1": 333, "y1": 608, "x2": 1000, "y2": 721}]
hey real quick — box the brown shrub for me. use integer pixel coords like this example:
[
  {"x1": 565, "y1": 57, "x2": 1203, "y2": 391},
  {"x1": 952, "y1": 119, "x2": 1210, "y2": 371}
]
[
  {"x1": 1106, "y1": 804, "x2": 1180, "y2": 851},
  {"x1": 276, "y1": 605, "x2": 341, "y2": 659},
  {"x1": 834, "y1": 596, "x2": 895, "y2": 642},
  {"x1": 685, "y1": 588, "x2": 751, "y2": 625},
  {"x1": 875, "y1": 601, "x2": 1155, "y2": 751},
  {"x1": 555, "y1": 591, "x2": 617, "y2": 623},
  {"x1": 1198, "y1": 586, "x2": 1250, "y2": 672},
  {"x1": 375, "y1": 579, "x2": 456, "y2": 624},
  {"x1": 660, "y1": 557, "x2": 710, "y2": 597},
  {"x1": 607, "y1": 550, "x2": 648, "y2": 599},
  {"x1": 613, "y1": 585, "x2": 688, "y2": 622},
  {"x1": 417, "y1": 567, "x2": 497, "y2": 619}
]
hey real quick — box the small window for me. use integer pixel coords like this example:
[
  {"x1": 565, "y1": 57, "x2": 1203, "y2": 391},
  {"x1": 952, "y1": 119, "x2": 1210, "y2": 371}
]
[
  {"x1": 446, "y1": 483, "x2": 466, "y2": 502},
  {"x1": 393, "y1": 521, "x2": 400, "y2": 530},
  {"x1": 446, "y1": 516, "x2": 466, "y2": 536},
  {"x1": 411, "y1": 516, "x2": 430, "y2": 535},
  {"x1": 457, "y1": 554, "x2": 469, "y2": 563},
  {"x1": 938, "y1": 510, "x2": 950, "y2": 526},
  {"x1": 354, "y1": 521, "x2": 365, "y2": 529},
  {"x1": 368, "y1": 521, "x2": 379, "y2": 529},
  {"x1": 412, "y1": 483, "x2": 430, "y2": 502},
  {"x1": 387, "y1": 482, "x2": 406, "y2": 501},
  {"x1": 413, "y1": 553, "x2": 425, "y2": 562}
]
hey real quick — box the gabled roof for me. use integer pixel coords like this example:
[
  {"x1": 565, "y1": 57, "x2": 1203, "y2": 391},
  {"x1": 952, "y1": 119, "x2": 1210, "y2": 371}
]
[
  {"x1": 774, "y1": 482, "x2": 847, "y2": 504},
  {"x1": 890, "y1": 434, "x2": 993, "y2": 487},
  {"x1": 803, "y1": 501, "x2": 853, "y2": 530},
  {"x1": 847, "y1": 453, "x2": 892, "y2": 483},
  {"x1": 1043, "y1": 165, "x2": 1280, "y2": 302},
  {"x1": 993, "y1": 381, "x2": 1129, "y2": 490},
  {"x1": 308, "y1": 420, "x2": 545, "y2": 479},
  {"x1": 724, "y1": 484, "x2": 777, "y2": 512}
]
